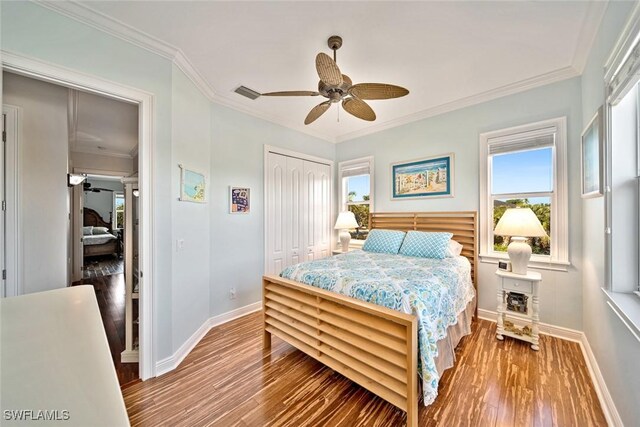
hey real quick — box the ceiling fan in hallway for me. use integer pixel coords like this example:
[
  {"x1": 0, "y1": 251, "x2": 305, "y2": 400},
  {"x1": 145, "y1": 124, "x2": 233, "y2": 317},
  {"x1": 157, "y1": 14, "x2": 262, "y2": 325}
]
[
  {"x1": 261, "y1": 36, "x2": 410, "y2": 125},
  {"x1": 83, "y1": 182, "x2": 114, "y2": 193}
]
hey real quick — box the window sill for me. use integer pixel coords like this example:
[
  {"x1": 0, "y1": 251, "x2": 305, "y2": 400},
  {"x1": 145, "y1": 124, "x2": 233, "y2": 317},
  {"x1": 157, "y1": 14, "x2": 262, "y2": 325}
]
[
  {"x1": 479, "y1": 253, "x2": 570, "y2": 272},
  {"x1": 601, "y1": 288, "x2": 640, "y2": 343}
]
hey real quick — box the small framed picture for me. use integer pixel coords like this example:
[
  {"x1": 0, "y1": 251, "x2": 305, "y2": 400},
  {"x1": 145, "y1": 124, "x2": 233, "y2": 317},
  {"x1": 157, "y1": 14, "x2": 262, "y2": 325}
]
[
  {"x1": 391, "y1": 153, "x2": 454, "y2": 199},
  {"x1": 179, "y1": 165, "x2": 206, "y2": 203},
  {"x1": 230, "y1": 187, "x2": 250, "y2": 214},
  {"x1": 581, "y1": 106, "x2": 604, "y2": 198}
]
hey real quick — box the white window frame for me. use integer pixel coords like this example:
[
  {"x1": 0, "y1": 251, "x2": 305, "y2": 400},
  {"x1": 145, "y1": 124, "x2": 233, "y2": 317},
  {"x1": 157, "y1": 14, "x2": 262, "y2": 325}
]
[
  {"x1": 339, "y1": 156, "x2": 374, "y2": 246},
  {"x1": 114, "y1": 192, "x2": 125, "y2": 230},
  {"x1": 479, "y1": 117, "x2": 569, "y2": 270}
]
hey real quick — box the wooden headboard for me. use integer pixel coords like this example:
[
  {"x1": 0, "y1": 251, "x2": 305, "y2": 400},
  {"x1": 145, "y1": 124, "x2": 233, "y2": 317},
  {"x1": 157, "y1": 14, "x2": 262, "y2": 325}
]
[
  {"x1": 369, "y1": 211, "x2": 478, "y2": 295},
  {"x1": 83, "y1": 208, "x2": 112, "y2": 230}
]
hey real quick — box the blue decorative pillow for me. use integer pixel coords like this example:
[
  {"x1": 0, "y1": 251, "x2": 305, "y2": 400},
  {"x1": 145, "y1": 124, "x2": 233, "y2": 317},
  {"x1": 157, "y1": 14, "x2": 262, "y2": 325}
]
[
  {"x1": 362, "y1": 229, "x2": 407, "y2": 254},
  {"x1": 399, "y1": 231, "x2": 453, "y2": 259}
]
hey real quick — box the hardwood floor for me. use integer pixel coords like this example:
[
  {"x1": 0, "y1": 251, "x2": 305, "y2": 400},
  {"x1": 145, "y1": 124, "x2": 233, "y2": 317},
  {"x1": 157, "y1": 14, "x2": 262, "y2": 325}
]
[
  {"x1": 72, "y1": 272, "x2": 139, "y2": 387},
  {"x1": 123, "y1": 312, "x2": 606, "y2": 426},
  {"x1": 83, "y1": 254, "x2": 124, "y2": 279}
]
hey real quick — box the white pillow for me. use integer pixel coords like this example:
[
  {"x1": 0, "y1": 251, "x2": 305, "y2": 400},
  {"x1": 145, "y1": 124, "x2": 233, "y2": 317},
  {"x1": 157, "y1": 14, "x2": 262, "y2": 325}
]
[
  {"x1": 93, "y1": 226, "x2": 109, "y2": 235},
  {"x1": 445, "y1": 239, "x2": 463, "y2": 257},
  {"x1": 83, "y1": 226, "x2": 93, "y2": 236}
]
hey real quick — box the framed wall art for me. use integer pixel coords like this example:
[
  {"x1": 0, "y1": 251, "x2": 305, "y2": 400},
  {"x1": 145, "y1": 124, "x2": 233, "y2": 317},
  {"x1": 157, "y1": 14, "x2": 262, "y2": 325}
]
[
  {"x1": 391, "y1": 153, "x2": 454, "y2": 199},
  {"x1": 230, "y1": 187, "x2": 250, "y2": 213},
  {"x1": 179, "y1": 164, "x2": 206, "y2": 203},
  {"x1": 581, "y1": 106, "x2": 604, "y2": 198}
]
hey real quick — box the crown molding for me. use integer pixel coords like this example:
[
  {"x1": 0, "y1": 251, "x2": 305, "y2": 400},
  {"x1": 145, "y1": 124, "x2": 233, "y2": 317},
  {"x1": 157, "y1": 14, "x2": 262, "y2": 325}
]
[
  {"x1": 335, "y1": 66, "x2": 580, "y2": 143},
  {"x1": 33, "y1": 1, "x2": 588, "y2": 145},
  {"x1": 36, "y1": 1, "x2": 177, "y2": 60},
  {"x1": 571, "y1": 0, "x2": 608, "y2": 73}
]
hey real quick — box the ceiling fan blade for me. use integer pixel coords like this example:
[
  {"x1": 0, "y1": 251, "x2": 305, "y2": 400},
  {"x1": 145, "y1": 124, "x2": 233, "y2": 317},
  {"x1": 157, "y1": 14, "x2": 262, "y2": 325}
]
[
  {"x1": 342, "y1": 74, "x2": 352, "y2": 87},
  {"x1": 316, "y1": 53, "x2": 343, "y2": 86},
  {"x1": 349, "y1": 83, "x2": 409, "y2": 100},
  {"x1": 262, "y1": 91, "x2": 320, "y2": 97},
  {"x1": 342, "y1": 98, "x2": 376, "y2": 121},
  {"x1": 304, "y1": 101, "x2": 332, "y2": 125}
]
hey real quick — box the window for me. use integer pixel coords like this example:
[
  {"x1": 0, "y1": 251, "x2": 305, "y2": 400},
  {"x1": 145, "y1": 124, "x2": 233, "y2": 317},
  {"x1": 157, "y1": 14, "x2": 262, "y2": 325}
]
[
  {"x1": 114, "y1": 193, "x2": 125, "y2": 229},
  {"x1": 480, "y1": 118, "x2": 568, "y2": 267},
  {"x1": 339, "y1": 157, "x2": 374, "y2": 243},
  {"x1": 607, "y1": 80, "x2": 640, "y2": 294}
]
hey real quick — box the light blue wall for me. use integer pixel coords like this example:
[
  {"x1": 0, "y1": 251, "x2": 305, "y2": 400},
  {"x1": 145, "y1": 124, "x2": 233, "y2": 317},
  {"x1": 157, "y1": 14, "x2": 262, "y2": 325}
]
[
  {"x1": 337, "y1": 77, "x2": 585, "y2": 330},
  {"x1": 580, "y1": 2, "x2": 640, "y2": 424},
  {"x1": 210, "y1": 103, "x2": 335, "y2": 315},
  {"x1": 171, "y1": 64, "x2": 211, "y2": 349},
  {"x1": 2, "y1": 1, "x2": 175, "y2": 359}
]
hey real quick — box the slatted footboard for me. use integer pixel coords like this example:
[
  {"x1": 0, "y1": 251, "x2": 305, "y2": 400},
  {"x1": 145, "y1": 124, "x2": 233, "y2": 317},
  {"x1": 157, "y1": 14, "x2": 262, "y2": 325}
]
[{"x1": 262, "y1": 275, "x2": 418, "y2": 427}]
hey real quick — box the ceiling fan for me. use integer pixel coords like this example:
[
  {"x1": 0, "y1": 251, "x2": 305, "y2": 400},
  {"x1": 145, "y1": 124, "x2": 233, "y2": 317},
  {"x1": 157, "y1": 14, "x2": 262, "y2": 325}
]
[
  {"x1": 261, "y1": 36, "x2": 409, "y2": 125},
  {"x1": 83, "y1": 182, "x2": 114, "y2": 193}
]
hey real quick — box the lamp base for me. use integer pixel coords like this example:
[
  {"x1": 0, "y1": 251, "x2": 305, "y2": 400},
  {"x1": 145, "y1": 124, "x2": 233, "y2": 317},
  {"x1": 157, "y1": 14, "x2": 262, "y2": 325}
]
[
  {"x1": 339, "y1": 230, "x2": 351, "y2": 252},
  {"x1": 507, "y1": 237, "x2": 531, "y2": 275}
]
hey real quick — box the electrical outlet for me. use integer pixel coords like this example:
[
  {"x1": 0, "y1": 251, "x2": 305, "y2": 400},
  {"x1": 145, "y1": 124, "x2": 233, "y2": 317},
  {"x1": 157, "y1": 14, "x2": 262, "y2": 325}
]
[
  {"x1": 176, "y1": 239, "x2": 185, "y2": 251},
  {"x1": 229, "y1": 287, "x2": 237, "y2": 300}
]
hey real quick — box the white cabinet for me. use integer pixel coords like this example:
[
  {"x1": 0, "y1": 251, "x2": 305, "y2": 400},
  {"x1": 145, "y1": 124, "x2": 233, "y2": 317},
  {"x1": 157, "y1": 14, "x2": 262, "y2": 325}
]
[
  {"x1": 495, "y1": 270, "x2": 542, "y2": 350},
  {"x1": 266, "y1": 151, "x2": 331, "y2": 275}
]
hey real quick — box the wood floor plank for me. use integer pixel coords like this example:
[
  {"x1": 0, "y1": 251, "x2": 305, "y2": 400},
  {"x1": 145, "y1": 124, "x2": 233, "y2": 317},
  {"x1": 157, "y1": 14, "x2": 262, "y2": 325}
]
[{"x1": 123, "y1": 312, "x2": 606, "y2": 427}]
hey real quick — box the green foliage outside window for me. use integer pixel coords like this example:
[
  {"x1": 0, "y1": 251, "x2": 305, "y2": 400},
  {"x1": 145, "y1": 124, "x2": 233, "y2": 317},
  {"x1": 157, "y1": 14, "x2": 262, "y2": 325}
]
[
  {"x1": 347, "y1": 191, "x2": 370, "y2": 240},
  {"x1": 494, "y1": 199, "x2": 551, "y2": 255}
]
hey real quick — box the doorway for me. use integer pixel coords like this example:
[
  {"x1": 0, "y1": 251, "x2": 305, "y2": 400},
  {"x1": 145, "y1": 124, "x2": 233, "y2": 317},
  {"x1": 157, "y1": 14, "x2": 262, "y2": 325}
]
[{"x1": 1, "y1": 53, "x2": 155, "y2": 381}]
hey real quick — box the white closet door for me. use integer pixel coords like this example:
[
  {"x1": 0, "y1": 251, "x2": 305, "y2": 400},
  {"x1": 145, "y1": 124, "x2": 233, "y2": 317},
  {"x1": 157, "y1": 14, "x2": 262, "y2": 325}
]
[
  {"x1": 266, "y1": 152, "x2": 287, "y2": 275},
  {"x1": 303, "y1": 160, "x2": 331, "y2": 261},
  {"x1": 286, "y1": 157, "x2": 304, "y2": 267}
]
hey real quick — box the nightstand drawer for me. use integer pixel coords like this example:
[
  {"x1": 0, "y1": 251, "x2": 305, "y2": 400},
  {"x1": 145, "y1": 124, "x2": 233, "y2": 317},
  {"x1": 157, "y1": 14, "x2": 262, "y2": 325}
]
[{"x1": 502, "y1": 278, "x2": 532, "y2": 294}]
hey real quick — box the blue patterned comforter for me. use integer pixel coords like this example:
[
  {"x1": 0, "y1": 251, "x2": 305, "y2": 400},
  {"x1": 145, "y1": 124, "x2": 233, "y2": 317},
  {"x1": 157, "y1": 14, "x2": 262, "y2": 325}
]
[{"x1": 280, "y1": 249, "x2": 475, "y2": 405}]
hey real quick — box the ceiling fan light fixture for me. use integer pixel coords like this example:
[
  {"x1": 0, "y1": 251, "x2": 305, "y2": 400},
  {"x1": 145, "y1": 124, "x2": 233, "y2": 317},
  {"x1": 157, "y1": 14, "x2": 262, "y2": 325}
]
[{"x1": 260, "y1": 36, "x2": 409, "y2": 125}]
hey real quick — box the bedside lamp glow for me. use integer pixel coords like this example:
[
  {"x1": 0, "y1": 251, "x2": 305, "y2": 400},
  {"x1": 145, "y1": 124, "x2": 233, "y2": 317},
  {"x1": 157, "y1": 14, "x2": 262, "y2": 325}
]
[
  {"x1": 334, "y1": 211, "x2": 359, "y2": 252},
  {"x1": 494, "y1": 207, "x2": 547, "y2": 275}
]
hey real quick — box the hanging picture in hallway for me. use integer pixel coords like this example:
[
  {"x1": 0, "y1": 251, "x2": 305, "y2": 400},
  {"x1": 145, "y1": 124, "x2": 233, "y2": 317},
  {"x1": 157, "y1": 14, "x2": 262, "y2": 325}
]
[{"x1": 230, "y1": 187, "x2": 250, "y2": 213}]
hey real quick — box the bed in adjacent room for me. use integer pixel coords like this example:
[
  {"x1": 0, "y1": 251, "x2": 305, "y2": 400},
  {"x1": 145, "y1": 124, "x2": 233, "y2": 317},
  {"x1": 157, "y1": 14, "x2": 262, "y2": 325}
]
[
  {"x1": 262, "y1": 211, "x2": 477, "y2": 427},
  {"x1": 83, "y1": 208, "x2": 119, "y2": 258}
]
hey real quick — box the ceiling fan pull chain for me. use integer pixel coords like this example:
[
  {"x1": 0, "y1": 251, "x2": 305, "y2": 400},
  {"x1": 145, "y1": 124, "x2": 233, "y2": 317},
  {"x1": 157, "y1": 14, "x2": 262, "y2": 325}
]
[{"x1": 337, "y1": 104, "x2": 340, "y2": 122}]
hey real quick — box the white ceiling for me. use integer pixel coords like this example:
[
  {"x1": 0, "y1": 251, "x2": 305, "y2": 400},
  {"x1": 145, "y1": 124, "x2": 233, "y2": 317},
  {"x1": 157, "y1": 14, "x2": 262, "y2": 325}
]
[
  {"x1": 69, "y1": 1, "x2": 603, "y2": 143},
  {"x1": 70, "y1": 89, "x2": 138, "y2": 157}
]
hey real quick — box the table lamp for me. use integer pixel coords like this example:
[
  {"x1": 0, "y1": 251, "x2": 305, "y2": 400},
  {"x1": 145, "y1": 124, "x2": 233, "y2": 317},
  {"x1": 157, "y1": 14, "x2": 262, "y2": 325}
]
[
  {"x1": 494, "y1": 207, "x2": 547, "y2": 275},
  {"x1": 334, "y1": 211, "x2": 359, "y2": 252}
]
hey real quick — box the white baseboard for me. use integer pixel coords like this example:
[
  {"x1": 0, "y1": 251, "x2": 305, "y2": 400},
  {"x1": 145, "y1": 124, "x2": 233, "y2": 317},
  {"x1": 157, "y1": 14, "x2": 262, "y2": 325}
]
[
  {"x1": 155, "y1": 301, "x2": 262, "y2": 376},
  {"x1": 579, "y1": 334, "x2": 623, "y2": 427},
  {"x1": 477, "y1": 308, "x2": 621, "y2": 426}
]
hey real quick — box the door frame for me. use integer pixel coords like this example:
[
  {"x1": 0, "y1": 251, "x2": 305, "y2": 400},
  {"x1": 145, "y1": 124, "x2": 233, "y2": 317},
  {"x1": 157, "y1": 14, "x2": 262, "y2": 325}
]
[
  {"x1": 2, "y1": 51, "x2": 156, "y2": 380},
  {"x1": 263, "y1": 145, "x2": 334, "y2": 275}
]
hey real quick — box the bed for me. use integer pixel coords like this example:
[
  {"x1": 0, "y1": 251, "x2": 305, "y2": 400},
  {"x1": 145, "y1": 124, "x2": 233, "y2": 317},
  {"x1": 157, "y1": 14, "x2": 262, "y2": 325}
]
[
  {"x1": 262, "y1": 211, "x2": 477, "y2": 427},
  {"x1": 83, "y1": 208, "x2": 119, "y2": 258}
]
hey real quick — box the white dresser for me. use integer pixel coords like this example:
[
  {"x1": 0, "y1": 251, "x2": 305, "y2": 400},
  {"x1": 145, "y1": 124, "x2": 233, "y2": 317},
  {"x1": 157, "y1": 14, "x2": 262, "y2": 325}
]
[{"x1": 0, "y1": 286, "x2": 130, "y2": 426}]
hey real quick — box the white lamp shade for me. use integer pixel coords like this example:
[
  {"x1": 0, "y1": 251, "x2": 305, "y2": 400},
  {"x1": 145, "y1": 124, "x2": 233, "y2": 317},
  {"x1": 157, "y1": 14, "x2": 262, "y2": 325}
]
[
  {"x1": 494, "y1": 207, "x2": 547, "y2": 238},
  {"x1": 334, "y1": 211, "x2": 359, "y2": 230}
]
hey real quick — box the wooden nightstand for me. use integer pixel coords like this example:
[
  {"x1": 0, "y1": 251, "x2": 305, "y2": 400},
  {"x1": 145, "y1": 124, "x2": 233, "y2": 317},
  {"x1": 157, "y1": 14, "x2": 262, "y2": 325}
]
[{"x1": 495, "y1": 269, "x2": 542, "y2": 350}]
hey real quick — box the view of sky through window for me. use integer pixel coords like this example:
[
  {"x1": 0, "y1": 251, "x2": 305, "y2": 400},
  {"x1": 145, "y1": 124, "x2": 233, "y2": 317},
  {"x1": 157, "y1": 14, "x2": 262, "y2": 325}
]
[
  {"x1": 346, "y1": 175, "x2": 370, "y2": 202},
  {"x1": 492, "y1": 147, "x2": 553, "y2": 199}
]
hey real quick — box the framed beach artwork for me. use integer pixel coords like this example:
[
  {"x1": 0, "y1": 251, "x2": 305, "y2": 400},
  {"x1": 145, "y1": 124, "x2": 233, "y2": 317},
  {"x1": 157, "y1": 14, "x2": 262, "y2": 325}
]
[
  {"x1": 230, "y1": 187, "x2": 250, "y2": 214},
  {"x1": 179, "y1": 164, "x2": 206, "y2": 203},
  {"x1": 391, "y1": 153, "x2": 454, "y2": 199},
  {"x1": 581, "y1": 106, "x2": 604, "y2": 198}
]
